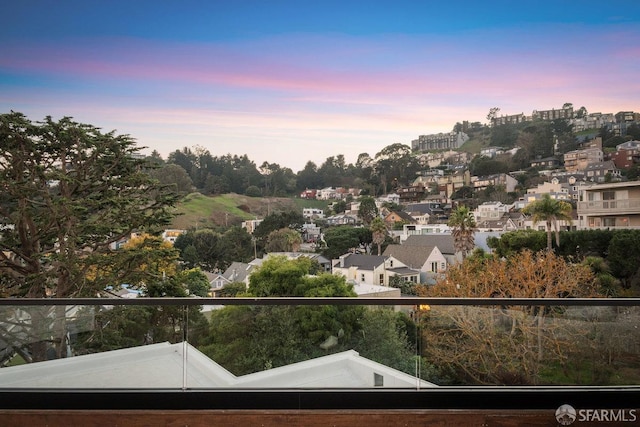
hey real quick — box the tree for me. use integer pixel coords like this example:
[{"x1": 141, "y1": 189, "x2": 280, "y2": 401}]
[
  {"x1": 447, "y1": 206, "x2": 477, "y2": 258},
  {"x1": 486, "y1": 107, "x2": 500, "y2": 125},
  {"x1": 321, "y1": 226, "x2": 372, "y2": 259},
  {"x1": 0, "y1": 112, "x2": 179, "y2": 298},
  {"x1": 265, "y1": 228, "x2": 302, "y2": 253},
  {"x1": 357, "y1": 196, "x2": 378, "y2": 225},
  {"x1": 370, "y1": 217, "x2": 388, "y2": 256},
  {"x1": 420, "y1": 250, "x2": 600, "y2": 384},
  {"x1": 522, "y1": 194, "x2": 573, "y2": 251}
]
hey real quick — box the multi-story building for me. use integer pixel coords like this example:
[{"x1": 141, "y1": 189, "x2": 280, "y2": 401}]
[
  {"x1": 563, "y1": 147, "x2": 603, "y2": 173},
  {"x1": 471, "y1": 173, "x2": 518, "y2": 193},
  {"x1": 532, "y1": 106, "x2": 574, "y2": 121},
  {"x1": 411, "y1": 131, "x2": 469, "y2": 152},
  {"x1": 577, "y1": 181, "x2": 640, "y2": 230},
  {"x1": 491, "y1": 113, "x2": 527, "y2": 127},
  {"x1": 611, "y1": 140, "x2": 640, "y2": 169}
]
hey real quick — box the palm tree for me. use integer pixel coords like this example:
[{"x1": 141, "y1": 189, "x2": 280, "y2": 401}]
[
  {"x1": 370, "y1": 216, "x2": 388, "y2": 255},
  {"x1": 522, "y1": 194, "x2": 573, "y2": 251},
  {"x1": 448, "y1": 205, "x2": 477, "y2": 258}
]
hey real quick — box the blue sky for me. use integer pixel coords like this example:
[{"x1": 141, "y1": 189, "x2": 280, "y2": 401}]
[{"x1": 2, "y1": 1, "x2": 639, "y2": 171}]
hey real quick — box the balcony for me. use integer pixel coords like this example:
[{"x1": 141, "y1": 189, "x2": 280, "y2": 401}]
[
  {"x1": 578, "y1": 198, "x2": 640, "y2": 216},
  {"x1": 1, "y1": 297, "x2": 639, "y2": 426}
]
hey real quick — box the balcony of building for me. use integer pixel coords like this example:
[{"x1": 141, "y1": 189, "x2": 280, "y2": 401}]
[{"x1": 1, "y1": 297, "x2": 639, "y2": 426}]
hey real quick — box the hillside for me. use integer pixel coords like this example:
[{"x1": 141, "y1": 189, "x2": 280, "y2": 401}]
[{"x1": 170, "y1": 193, "x2": 303, "y2": 229}]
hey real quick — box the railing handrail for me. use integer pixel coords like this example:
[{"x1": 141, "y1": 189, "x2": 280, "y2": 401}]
[{"x1": 1, "y1": 297, "x2": 639, "y2": 306}]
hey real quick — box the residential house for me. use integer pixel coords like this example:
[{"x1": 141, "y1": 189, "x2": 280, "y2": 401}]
[
  {"x1": 530, "y1": 156, "x2": 561, "y2": 169},
  {"x1": 402, "y1": 234, "x2": 462, "y2": 267},
  {"x1": 584, "y1": 160, "x2": 621, "y2": 183},
  {"x1": 162, "y1": 229, "x2": 186, "y2": 245},
  {"x1": 436, "y1": 169, "x2": 471, "y2": 198},
  {"x1": 203, "y1": 271, "x2": 232, "y2": 296},
  {"x1": 404, "y1": 202, "x2": 446, "y2": 224},
  {"x1": 302, "y1": 223, "x2": 321, "y2": 243},
  {"x1": 299, "y1": 189, "x2": 317, "y2": 199},
  {"x1": 326, "y1": 213, "x2": 358, "y2": 226},
  {"x1": 577, "y1": 181, "x2": 640, "y2": 230},
  {"x1": 398, "y1": 223, "x2": 451, "y2": 243},
  {"x1": 475, "y1": 213, "x2": 519, "y2": 232},
  {"x1": 332, "y1": 254, "x2": 419, "y2": 286},
  {"x1": 222, "y1": 261, "x2": 256, "y2": 286},
  {"x1": 302, "y1": 207, "x2": 325, "y2": 220},
  {"x1": 480, "y1": 146, "x2": 505, "y2": 159},
  {"x1": 383, "y1": 210, "x2": 415, "y2": 229},
  {"x1": 611, "y1": 140, "x2": 640, "y2": 169},
  {"x1": 473, "y1": 201, "x2": 512, "y2": 223},
  {"x1": 382, "y1": 243, "x2": 447, "y2": 284},
  {"x1": 471, "y1": 173, "x2": 518, "y2": 193}
]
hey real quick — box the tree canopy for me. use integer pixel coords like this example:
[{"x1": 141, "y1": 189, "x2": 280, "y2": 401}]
[{"x1": 0, "y1": 112, "x2": 179, "y2": 298}]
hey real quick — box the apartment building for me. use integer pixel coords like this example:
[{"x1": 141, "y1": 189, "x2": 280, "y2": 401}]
[
  {"x1": 411, "y1": 131, "x2": 469, "y2": 152},
  {"x1": 563, "y1": 147, "x2": 603, "y2": 173},
  {"x1": 577, "y1": 181, "x2": 640, "y2": 230}
]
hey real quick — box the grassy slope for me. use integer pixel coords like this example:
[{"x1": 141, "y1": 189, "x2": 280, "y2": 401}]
[{"x1": 171, "y1": 193, "x2": 328, "y2": 229}]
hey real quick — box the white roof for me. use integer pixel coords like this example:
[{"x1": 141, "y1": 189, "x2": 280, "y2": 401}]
[{"x1": 0, "y1": 342, "x2": 436, "y2": 389}]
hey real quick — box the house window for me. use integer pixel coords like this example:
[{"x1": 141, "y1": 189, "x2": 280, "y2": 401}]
[
  {"x1": 361, "y1": 274, "x2": 365, "y2": 282},
  {"x1": 379, "y1": 274, "x2": 384, "y2": 285},
  {"x1": 431, "y1": 262, "x2": 438, "y2": 273},
  {"x1": 441, "y1": 262, "x2": 446, "y2": 271},
  {"x1": 374, "y1": 373, "x2": 384, "y2": 387},
  {"x1": 389, "y1": 260, "x2": 393, "y2": 267}
]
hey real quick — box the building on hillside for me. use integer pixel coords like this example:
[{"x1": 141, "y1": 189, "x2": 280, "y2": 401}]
[
  {"x1": 241, "y1": 219, "x2": 263, "y2": 234},
  {"x1": 472, "y1": 173, "x2": 518, "y2": 193},
  {"x1": 577, "y1": 181, "x2": 640, "y2": 230},
  {"x1": 383, "y1": 210, "x2": 416, "y2": 229},
  {"x1": 411, "y1": 132, "x2": 469, "y2": 152},
  {"x1": 222, "y1": 262, "x2": 257, "y2": 286},
  {"x1": 473, "y1": 201, "x2": 512, "y2": 223},
  {"x1": 564, "y1": 147, "x2": 603, "y2": 173},
  {"x1": 491, "y1": 113, "x2": 527, "y2": 127},
  {"x1": 584, "y1": 160, "x2": 621, "y2": 183},
  {"x1": 611, "y1": 140, "x2": 640, "y2": 169},
  {"x1": 475, "y1": 214, "x2": 519, "y2": 233},
  {"x1": 326, "y1": 214, "x2": 358, "y2": 226},
  {"x1": 399, "y1": 224, "x2": 451, "y2": 242},
  {"x1": 404, "y1": 202, "x2": 447, "y2": 224},
  {"x1": 332, "y1": 254, "x2": 419, "y2": 286},
  {"x1": 302, "y1": 207, "x2": 325, "y2": 220},
  {"x1": 532, "y1": 106, "x2": 574, "y2": 121},
  {"x1": 162, "y1": 229, "x2": 186, "y2": 245}
]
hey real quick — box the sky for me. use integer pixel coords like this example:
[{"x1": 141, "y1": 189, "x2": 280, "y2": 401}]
[{"x1": 1, "y1": 1, "x2": 639, "y2": 172}]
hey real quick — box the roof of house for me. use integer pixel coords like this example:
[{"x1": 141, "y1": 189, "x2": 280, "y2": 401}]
[
  {"x1": 222, "y1": 262, "x2": 255, "y2": 283},
  {"x1": 382, "y1": 245, "x2": 437, "y2": 269},
  {"x1": 403, "y1": 234, "x2": 456, "y2": 255},
  {"x1": 385, "y1": 211, "x2": 415, "y2": 223},
  {"x1": 0, "y1": 342, "x2": 436, "y2": 389},
  {"x1": 333, "y1": 254, "x2": 387, "y2": 270}
]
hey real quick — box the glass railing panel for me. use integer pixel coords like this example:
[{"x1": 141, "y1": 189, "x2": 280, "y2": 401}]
[
  {"x1": 0, "y1": 303, "x2": 188, "y2": 389},
  {"x1": 0, "y1": 299, "x2": 639, "y2": 390},
  {"x1": 421, "y1": 304, "x2": 640, "y2": 386},
  {"x1": 189, "y1": 303, "x2": 427, "y2": 389}
]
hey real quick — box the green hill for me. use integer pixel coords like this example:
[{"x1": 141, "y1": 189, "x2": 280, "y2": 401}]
[{"x1": 170, "y1": 193, "x2": 320, "y2": 229}]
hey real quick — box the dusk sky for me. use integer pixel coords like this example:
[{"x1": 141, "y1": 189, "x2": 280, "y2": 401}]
[{"x1": 2, "y1": 1, "x2": 639, "y2": 172}]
